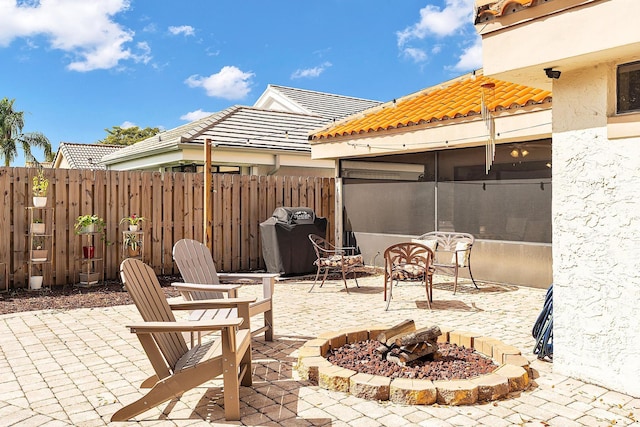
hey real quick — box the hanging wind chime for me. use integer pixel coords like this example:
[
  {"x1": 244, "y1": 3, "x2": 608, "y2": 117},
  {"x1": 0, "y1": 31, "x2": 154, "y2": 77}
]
[{"x1": 481, "y1": 81, "x2": 496, "y2": 174}]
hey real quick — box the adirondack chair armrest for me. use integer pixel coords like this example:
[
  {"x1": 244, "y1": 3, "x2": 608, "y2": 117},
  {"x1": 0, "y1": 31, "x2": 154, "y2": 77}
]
[
  {"x1": 172, "y1": 282, "x2": 242, "y2": 293},
  {"x1": 217, "y1": 273, "x2": 278, "y2": 299},
  {"x1": 217, "y1": 273, "x2": 279, "y2": 283},
  {"x1": 128, "y1": 319, "x2": 244, "y2": 334},
  {"x1": 169, "y1": 297, "x2": 256, "y2": 311}
]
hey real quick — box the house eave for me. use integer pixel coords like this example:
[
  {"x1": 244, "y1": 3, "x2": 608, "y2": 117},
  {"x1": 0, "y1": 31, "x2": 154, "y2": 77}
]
[{"x1": 311, "y1": 106, "x2": 552, "y2": 160}]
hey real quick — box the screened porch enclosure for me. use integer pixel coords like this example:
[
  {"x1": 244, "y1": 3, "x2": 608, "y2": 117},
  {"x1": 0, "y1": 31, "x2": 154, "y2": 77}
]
[{"x1": 341, "y1": 140, "x2": 552, "y2": 287}]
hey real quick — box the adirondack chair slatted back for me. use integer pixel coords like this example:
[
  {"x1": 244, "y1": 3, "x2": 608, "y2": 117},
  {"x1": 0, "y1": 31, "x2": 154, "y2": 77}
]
[
  {"x1": 120, "y1": 258, "x2": 189, "y2": 370},
  {"x1": 173, "y1": 239, "x2": 223, "y2": 300}
]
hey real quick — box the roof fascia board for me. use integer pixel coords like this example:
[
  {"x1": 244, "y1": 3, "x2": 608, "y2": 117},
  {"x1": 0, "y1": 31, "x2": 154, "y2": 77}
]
[
  {"x1": 312, "y1": 102, "x2": 550, "y2": 142},
  {"x1": 476, "y1": 0, "x2": 599, "y2": 35},
  {"x1": 103, "y1": 141, "x2": 182, "y2": 165},
  {"x1": 311, "y1": 108, "x2": 552, "y2": 160},
  {"x1": 212, "y1": 148, "x2": 333, "y2": 168}
]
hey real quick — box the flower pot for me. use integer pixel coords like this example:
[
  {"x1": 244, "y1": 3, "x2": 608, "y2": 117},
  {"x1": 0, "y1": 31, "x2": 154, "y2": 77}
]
[
  {"x1": 128, "y1": 247, "x2": 141, "y2": 257},
  {"x1": 83, "y1": 246, "x2": 95, "y2": 259},
  {"x1": 33, "y1": 196, "x2": 47, "y2": 207},
  {"x1": 31, "y1": 223, "x2": 46, "y2": 234},
  {"x1": 128, "y1": 224, "x2": 139, "y2": 231},
  {"x1": 29, "y1": 275, "x2": 43, "y2": 290},
  {"x1": 31, "y1": 249, "x2": 48, "y2": 262},
  {"x1": 79, "y1": 272, "x2": 100, "y2": 285},
  {"x1": 81, "y1": 224, "x2": 96, "y2": 234}
]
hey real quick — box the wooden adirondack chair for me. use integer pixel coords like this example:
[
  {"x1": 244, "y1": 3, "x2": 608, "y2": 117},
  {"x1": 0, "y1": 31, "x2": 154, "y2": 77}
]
[
  {"x1": 112, "y1": 258, "x2": 254, "y2": 422},
  {"x1": 172, "y1": 238, "x2": 278, "y2": 341}
]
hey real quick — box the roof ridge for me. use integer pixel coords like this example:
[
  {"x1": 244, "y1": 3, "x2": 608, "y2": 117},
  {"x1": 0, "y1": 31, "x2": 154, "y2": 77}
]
[
  {"x1": 59, "y1": 141, "x2": 123, "y2": 148},
  {"x1": 268, "y1": 84, "x2": 381, "y2": 103}
]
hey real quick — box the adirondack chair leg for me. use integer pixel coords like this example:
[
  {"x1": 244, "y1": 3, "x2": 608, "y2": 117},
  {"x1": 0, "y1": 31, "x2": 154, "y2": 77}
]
[
  {"x1": 111, "y1": 380, "x2": 185, "y2": 421},
  {"x1": 264, "y1": 310, "x2": 273, "y2": 341},
  {"x1": 221, "y1": 328, "x2": 241, "y2": 420},
  {"x1": 241, "y1": 344, "x2": 253, "y2": 386}
]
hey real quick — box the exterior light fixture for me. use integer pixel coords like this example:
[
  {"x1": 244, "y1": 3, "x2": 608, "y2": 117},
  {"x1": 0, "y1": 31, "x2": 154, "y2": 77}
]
[
  {"x1": 544, "y1": 67, "x2": 561, "y2": 79},
  {"x1": 510, "y1": 148, "x2": 529, "y2": 158}
]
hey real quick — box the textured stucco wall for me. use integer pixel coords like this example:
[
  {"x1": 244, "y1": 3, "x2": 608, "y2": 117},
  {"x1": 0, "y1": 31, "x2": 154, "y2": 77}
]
[{"x1": 553, "y1": 66, "x2": 640, "y2": 397}]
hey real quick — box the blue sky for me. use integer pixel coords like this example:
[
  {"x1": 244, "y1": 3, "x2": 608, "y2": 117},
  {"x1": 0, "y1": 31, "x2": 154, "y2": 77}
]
[{"x1": 0, "y1": 0, "x2": 481, "y2": 165}]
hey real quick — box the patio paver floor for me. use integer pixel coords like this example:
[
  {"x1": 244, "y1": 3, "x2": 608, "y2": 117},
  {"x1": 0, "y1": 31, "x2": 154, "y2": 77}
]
[{"x1": 1, "y1": 274, "x2": 638, "y2": 426}]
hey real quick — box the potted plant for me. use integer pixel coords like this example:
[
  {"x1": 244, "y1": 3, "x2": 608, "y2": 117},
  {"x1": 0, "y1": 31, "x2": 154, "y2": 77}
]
[
  {"x1": 29, "y1": 275, "x2": 43, "y2": 290},
  {"x1": 30, "y1": 218, "x2": 45, "y2": 235},
  {"x1": 123, "y1": 232, "x2": 142, "y2": 257},
  {"x1": 31, "y1": 237, "x2": 48, "y2": 261},
  {"x1": 120, "y1": 213, "x2": 146, "y2": 231},
  {"x1": 83, "y1": 245, "x2": 95, "y2": 259},
  {"x1": 79, "y1": 271, "x2": 101, "y2": 285},
  {"x1": 74, "y1": 214, "x2": 106, "y2": 234},
  {"x1": 32, "y1": 169, "x2": 49, "y2": 207}
]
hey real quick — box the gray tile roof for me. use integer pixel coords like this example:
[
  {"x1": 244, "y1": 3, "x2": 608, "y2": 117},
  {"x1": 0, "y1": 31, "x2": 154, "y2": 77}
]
[
  {"x1": 101, "y1": 106, "x2": 328, "y2": 163},
  {"x1": 266, "y1": 85, "x2": 382, "y2": 120},
  {"x1": 55, "y1": 142, "x2": 123, "y2": 169},
  {"x1": 102, "y1": 85, "x2": 382, "y2": 166}
]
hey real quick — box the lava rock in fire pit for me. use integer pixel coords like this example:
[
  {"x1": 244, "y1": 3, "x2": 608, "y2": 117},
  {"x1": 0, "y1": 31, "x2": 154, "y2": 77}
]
[{"x1": 326, "y1": 320, "x2": 497, "y2": 381}]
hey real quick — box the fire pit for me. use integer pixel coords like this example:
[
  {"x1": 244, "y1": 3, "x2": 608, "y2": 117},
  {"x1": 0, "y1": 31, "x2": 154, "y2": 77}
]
[{"x1": 296, "y1": 321, "x2": 531, "y2": 405}]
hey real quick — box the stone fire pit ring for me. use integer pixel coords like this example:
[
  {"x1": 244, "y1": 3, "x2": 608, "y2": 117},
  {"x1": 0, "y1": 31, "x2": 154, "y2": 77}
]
[{"x1": 296, "y1": 325, "x2": 531, "y2": 406}]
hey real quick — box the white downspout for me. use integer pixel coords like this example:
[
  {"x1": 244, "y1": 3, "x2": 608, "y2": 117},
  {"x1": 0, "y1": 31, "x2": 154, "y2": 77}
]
[
  {"x1": 268, "y1": 154, "x2": 281, "y2": 175},
  {"x1": 335, "y1": 160, "x2": 343, "y2": 247}
]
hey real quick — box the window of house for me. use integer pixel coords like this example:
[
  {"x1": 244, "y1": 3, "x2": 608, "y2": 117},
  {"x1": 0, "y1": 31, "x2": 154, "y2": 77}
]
[{"x1": 617, "y1": 61, "x2": 640, "y2": 114}]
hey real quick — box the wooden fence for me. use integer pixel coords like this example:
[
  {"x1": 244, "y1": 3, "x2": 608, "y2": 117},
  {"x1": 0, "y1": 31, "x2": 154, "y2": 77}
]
[{"x1": 0, "y1": 167, "x2": 335, "y2": 288}]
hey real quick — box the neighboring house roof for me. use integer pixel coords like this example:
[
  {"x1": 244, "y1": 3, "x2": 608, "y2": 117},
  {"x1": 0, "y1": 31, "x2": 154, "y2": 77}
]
[
  {"x1": 253, "y1": 85, "x2": 382, "y2": 121},
  {"x1": 103, "y1": 85, "x2": 383, "y2": 167},
  {"x1": 53, "y1": 142, "x2": 123, "y2": 169},
  {"x1": 102, "y1": 106, "x2": 329, "y2": 164},
  {"x1": 311, "y1": 73, "x2": 552, "y2": 140}
]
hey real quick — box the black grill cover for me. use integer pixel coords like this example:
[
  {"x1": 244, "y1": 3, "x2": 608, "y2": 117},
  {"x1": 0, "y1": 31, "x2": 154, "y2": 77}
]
[{"x1": 260, "y1": 207, "x2": 327, "y2": 275}]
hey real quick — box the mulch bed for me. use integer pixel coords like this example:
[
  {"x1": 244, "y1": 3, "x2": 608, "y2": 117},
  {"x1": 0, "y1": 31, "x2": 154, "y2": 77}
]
[
  {"x1": 0, "y1": 275, "x2": 182, "y2": 315},
  {"x1": 327, "y1": 340, "x2": 497, "y2": 381}
]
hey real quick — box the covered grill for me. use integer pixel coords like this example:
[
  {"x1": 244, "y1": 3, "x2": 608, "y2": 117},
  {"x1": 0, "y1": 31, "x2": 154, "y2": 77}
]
[{"x1": 260, "y1": 207, "x2": 327, "y2": 275}]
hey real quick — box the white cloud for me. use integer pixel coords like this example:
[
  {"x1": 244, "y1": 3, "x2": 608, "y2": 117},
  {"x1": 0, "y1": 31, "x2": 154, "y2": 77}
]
[
  {"x1": 291, "y1": 62, "x2": 332, "y2": 79},
  {"x1": 180, "y1": 109, "x2": 214, "y2": 122},
  {"x1": 168, "y1": 25, "x2": 195, "y2": 37},
  {"x1": 401, "y1": 47, "x2": 428, "y2": 63},
  {"x1": 185, "y1": 66, "x2": 254, "y2": 100},
  {"x1": 142, "y1": 23, "x2": 157, "y2": 33},
  {"x1": 397, "y1": 0, "x2": 475, "y2": 47},
  {"x1": 451, "y1": 36, "x2": 483, "y2": 71},
  {"x1": 0, "y1": 0, "x2": 145, "y2": 72},
  {"x1": 120, "y1": 121, "x2": 136, "y2": 128}
]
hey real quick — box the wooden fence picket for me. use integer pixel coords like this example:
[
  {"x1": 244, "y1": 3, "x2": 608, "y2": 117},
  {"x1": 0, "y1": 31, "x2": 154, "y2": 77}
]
[{"x1": 0, "y1": 167, "x2": 334, "y2": 288}]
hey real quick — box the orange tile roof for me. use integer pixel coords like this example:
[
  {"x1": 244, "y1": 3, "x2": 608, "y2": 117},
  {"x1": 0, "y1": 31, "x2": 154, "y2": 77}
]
[
  {"x1": 311, "y1": 74, "x2": 551, "y2": 140},
  {"x1": 475, "y1": 0, "x2": 536, "y2": 24}
]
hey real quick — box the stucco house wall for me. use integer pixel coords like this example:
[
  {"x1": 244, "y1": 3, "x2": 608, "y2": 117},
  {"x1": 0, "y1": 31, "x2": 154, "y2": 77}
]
[{"x1": 552, "y1": 64, "x2": 640, "y2": 396}]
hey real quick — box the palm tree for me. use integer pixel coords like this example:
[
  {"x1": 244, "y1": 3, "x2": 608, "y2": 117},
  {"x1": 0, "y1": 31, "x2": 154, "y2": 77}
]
[{"x1": 0, "y1": 98, "x2": 53, "y2": 166}]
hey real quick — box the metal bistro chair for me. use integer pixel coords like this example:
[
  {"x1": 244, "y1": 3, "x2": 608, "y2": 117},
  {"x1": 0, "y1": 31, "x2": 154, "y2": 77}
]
[
  {"x1": 384, "y1": 242, "x2": 435, "y2": 310},
  {"x1": 415, "y1": 231, "x2": 478, "y2": 295},
  {"x1": 308, "y1": 234, "x2": 364, "y2": 293}
]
